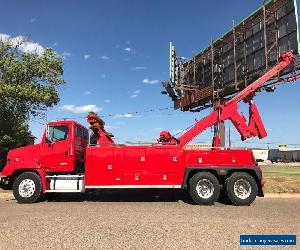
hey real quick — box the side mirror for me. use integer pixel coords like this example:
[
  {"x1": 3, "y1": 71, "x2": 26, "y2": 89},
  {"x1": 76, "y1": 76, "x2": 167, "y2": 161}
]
[
  {"x1": 45, "y1": 125, "x2": 52, "y2": 144},
  {"x1": 45, "y1": 137, "x2": 51, "y2": 144}
]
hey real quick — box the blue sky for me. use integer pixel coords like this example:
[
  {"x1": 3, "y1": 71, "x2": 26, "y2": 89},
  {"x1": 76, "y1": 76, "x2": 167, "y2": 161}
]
[{"x1": 1, "y1": 0, "x2": 300, "y2": 148}]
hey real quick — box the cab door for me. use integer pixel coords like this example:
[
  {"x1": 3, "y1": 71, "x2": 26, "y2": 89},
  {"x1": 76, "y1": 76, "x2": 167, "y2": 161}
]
[{"x1": 39, "y1": 124, "x2": 75, "y2": 172}]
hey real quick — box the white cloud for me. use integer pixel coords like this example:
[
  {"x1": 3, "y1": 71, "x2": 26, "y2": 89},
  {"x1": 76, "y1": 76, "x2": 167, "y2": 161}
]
[
  {"x1": 0, "y1": 33, "x2": 45, "y2": 56},
  {"x1": 124, "y1": 47, "x2": 132, "y2": 52},
  {"x1": 126, "y1": 40, "x2": 131, "y2": 45},
  {"x1": 20, "y1": 42, "x2": 45, "y2": 55},
  {"x1": 84, "y1": 54, "x2": 91, "y2": 59},
  {"x1": 113, "y1": 113, "x2": 141, "y2": 119},
  {"x1": 30, "y1": 18, "x2": 37, "y2": 23},
  {"x1": 131, "y1": 66, "x2": 147, "y2": 70},
  {"x1": 142, "y1": 78, "x2": 160, "y2": 85},
  {"x1": 101, "y1": 74, "x2": 107, "y2": 78},
  {"x1": 0, "y1": 34, "x2": 10, "y2": 41},
  {"x1": 62, "y1": 51, "x2": 71, "y2": 59},
  {"x1": 104, "y1": 99, "x2": 111, "y2": 103},
  {"x1": 52, "y1": 42, "x2": 58, "y2": 47},
  {"x1": 129, "y1": 90, "x2": 141, "y2": 98},
  {"x1": 101, "y1": 55, "x2": 110, "y2": 60},
  {"x1": 84, "y1": 91, "x2": 91, "y2": 95},
  {"x1": 61, "y1": 104, "x2": 102, "y2": 113}
]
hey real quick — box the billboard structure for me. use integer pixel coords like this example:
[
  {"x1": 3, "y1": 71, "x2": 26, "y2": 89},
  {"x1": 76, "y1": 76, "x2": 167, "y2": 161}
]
[{"x1": 163, "y1": 0, "x2": 300, "y2": 111}]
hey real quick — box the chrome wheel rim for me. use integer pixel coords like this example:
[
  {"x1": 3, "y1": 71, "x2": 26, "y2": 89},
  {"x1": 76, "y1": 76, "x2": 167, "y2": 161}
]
[
  {"x1": 19, "y1": 179, "x2": 35, "y2": 198},
  {"x1": 233, "y1": 179, "x2": 251, "y2": 199},
  {"x1": 196, "y1": 179, "x2": 214, "y2": 199}
]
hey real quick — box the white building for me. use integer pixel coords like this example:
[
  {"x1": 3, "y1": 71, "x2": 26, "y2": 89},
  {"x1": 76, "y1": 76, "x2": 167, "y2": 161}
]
[{"x1": 252, "y1": 149, "x2": 269, "y2": 162}]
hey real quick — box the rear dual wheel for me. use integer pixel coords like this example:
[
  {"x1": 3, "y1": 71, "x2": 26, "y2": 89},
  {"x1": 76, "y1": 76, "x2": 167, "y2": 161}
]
[
  {"x1": 189, "y1": 172, "x2": 220, "y2": 205},
  {"x1": 225, "y1": 172, "x2": 258, "y2": 206},
  {"x1": 188, "y1": 171, "x2": 258, "y2": 206}
]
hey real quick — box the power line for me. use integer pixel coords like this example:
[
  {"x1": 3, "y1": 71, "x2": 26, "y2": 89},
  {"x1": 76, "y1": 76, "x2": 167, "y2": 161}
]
[
  {"x1": 57, "y1": 107, "x2": 175, "y2": 120},
  {"x1": 29, "y1": 106, "x2": 213, "y2": 136}
]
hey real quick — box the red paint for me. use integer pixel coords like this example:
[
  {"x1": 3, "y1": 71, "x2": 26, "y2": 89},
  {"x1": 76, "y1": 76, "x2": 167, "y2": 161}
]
[
  {"x1": 84, "y1": 144, "x2": 256, "y2": 187},
  {"x1": 157, "y1": 131, "x2": 179, "y2": 145},
  {"x1": 87, "y1": 112, "x2": 115, "y2": 146},
  {"x1": 1, "y1": 121, "x2": 87, "y2": 177}
]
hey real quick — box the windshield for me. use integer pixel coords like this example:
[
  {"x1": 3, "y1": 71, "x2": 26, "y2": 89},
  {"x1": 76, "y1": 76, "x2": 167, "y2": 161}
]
[{"x1": 47, "y1": 125, "x2": 69, "y2": 142}]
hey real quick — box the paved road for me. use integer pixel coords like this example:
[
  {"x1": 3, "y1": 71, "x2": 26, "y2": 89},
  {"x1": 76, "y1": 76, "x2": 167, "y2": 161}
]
[{"x1": 0, "y1": 190, "x2": 299, "y2": 250}]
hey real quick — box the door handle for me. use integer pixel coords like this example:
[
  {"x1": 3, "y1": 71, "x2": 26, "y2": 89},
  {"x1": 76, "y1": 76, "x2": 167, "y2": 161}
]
[{"x1": 64, "y1": 150, "x2": 69, "y2": 156}]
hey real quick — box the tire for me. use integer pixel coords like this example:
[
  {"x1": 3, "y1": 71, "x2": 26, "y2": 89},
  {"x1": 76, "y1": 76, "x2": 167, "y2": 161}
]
[
  {"x1": 12, "y1": 172, "x2": 43, "y2": 204},
  {"x1": 189, "y1": 172, "x2": 220, "y2": 205},
  {"x1": 225, "y1": 172, "x2": 257, "y2": 206}
]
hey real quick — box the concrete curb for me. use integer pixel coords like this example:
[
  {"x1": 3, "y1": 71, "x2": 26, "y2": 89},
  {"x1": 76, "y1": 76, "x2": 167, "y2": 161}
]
[
  {"x1": 263, "y1": 193, "x2": 300, "y2": 198},
  {"x1": 0, "y1": 191, "x2": 300, "y2": 199}
]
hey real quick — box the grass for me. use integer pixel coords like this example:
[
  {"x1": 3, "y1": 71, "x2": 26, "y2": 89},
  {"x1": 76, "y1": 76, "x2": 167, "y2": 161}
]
[{"x1": 262, "y1": 165, "x2": 300, "y2": 193}]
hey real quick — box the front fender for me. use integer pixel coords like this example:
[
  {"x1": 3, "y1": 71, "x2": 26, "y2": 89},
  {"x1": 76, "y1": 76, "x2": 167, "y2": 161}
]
[
  {"x1": 1, "y1": 161, "x2": 48, "y2": 192},
  {"x1": 1, "y1": 157, "x2": 41, "y2": 177}
]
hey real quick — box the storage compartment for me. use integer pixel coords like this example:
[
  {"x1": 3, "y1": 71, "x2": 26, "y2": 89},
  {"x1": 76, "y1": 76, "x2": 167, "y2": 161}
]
[{"x1": 46, "y1": 175, "x2": 84, "y2": 192}]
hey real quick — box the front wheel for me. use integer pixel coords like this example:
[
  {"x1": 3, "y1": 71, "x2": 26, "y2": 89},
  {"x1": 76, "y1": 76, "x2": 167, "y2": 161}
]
[
  {"x1": 189, "y1": 172, "x2": 220, "y2": 205},
  {"x1": 12, "y1": 172, "x2": 43, "y2": 204},
  {"x1": 225, "y1": 172, "x2": 258, "y2": 206}
]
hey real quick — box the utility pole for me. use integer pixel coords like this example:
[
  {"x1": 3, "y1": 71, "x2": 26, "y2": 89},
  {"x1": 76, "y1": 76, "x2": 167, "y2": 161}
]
[{"x1": 213, "y1": 98, "x2": 225, "y2": 147}]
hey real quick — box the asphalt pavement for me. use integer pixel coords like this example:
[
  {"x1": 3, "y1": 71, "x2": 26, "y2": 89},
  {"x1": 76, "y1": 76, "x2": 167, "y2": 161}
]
[{"x1": 0, "y1": 190, "x2": 299, "y2": 250}]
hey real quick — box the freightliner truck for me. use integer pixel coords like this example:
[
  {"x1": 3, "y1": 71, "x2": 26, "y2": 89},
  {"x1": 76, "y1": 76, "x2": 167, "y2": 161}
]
[{"x1": 0, "y1": 52, "x2": 295, "y2": 205}]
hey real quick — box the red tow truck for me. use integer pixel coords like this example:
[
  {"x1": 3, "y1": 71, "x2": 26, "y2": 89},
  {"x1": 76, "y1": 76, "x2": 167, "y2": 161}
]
[{"x1": 0, "y1": 52, "x2": 296, "y2": 205}]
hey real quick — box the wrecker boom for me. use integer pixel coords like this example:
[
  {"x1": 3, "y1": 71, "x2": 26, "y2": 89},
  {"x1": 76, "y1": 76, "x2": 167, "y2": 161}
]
[{"x1": 176, "y1": 51, "x2": 296, "y2": 147}]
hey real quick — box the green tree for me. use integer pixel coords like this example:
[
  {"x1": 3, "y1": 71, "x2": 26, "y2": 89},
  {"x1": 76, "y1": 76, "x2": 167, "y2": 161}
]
[{"x1": 0, "y1": 36, "x2": 65, "y2": 168}]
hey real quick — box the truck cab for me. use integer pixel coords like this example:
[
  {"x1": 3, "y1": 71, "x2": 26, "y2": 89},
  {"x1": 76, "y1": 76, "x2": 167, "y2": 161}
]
[{"x1": 1, "y1": 120, "x2": 88, "y2": 181}]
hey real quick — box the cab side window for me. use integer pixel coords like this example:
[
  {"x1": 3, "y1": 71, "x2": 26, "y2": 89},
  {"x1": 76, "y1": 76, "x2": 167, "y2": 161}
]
[
  {"x1": 76, "y1": 126, "x2": 88, "y2": 142},
  {"x1": 48, "y1": 126, "x2": 69, "y2": 142}
]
